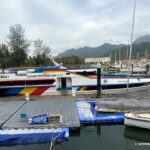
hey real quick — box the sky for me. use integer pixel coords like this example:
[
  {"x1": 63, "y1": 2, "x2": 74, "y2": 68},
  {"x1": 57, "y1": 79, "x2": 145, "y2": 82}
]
[{"x1": 0, "y1": 0, "x2": 150, "y2": 55}]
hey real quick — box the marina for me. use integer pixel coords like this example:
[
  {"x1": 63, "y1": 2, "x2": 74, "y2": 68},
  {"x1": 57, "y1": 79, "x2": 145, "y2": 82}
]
[
  {"x1": 0, "y1": 89, "x2": 150, "y2": 130},
  {"x1": 0, "y1": 0, "x2": 150, "y2": 149},
  {"x1": 0, "y1": 84, "x2": 150, "y2": 148}
]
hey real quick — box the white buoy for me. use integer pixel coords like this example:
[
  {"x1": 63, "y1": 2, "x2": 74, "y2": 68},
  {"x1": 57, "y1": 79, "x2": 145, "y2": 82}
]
[
  {"x1": 25, "y1": 93, "x2": 30, "y2": 101},
  {"x1": 72, "y1": 90, "x2": 76, "y2": 97},
  {"x1": 60, "y1": 114, "x2": 63, "y2": 124}
]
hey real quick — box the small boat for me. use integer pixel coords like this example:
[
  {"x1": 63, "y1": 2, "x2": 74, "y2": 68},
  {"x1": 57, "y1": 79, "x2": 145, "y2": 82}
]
[
  {"x1": 95, "y1": 99, "x2": 150, "y2": 113},
  {"x1": 0, "y1": 128, "x2": 69, "y2": 145},
  {"x1": 124, "y1": 112, "x2": 150, "y2": 129}
]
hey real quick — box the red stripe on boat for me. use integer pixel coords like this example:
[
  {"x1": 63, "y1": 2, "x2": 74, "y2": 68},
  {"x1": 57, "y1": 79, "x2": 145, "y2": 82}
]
[{"x1": 31, "y1": 87, "x2": 49, "y2": 96}]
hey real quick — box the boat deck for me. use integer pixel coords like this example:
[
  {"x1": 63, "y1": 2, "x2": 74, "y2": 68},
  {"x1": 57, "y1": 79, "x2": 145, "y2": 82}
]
[{"x1": 0, "y1": 96, "x2": 80, "y2": 129}]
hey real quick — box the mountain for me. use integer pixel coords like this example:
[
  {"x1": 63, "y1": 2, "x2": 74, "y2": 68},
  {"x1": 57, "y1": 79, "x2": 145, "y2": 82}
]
[
  {"x1": 134, "y1": 35, "x2": 150, "y2": 44},
  {"x1": 57, "y1": 43, "x2": 119, "y2": 58},
  {"x1": 56, "y1": 35, "x2": 150, "y2": 58}
]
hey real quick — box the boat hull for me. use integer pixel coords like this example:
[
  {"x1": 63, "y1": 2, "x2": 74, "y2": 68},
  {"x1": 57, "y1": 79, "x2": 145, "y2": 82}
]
[
  {"x1": 0, "y1": 82, "x2": 149, "y2": 96},
  {"x1": 125, "y1": 113, "x2": 150, "y2": 130},
  {"x1": 1, "y1": 68, "x2": 150, "y2": 96}
]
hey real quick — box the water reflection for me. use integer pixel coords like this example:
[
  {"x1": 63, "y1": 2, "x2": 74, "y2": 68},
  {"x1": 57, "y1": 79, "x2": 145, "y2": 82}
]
[
  {"x1": 81, "y1": 125, "x2": 101, "y2": 137},
  {"x1": 124, "y1": 126, "x2": 150, "y2": 142},
  {"x1": 0, "y1": 143, "x2": 50, "y2": 150},
  {"x1": 97, "y1": 125, "x2": 101, "y2": 137}
]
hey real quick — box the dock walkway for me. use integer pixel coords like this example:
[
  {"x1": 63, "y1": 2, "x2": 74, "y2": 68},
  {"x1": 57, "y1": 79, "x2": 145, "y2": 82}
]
[
  {"x1": 0, "y1": 101, "x2": 26, "y2": 128},
  {"x1": 0, "y1": 96, "x2": 80, "y2": 129}
]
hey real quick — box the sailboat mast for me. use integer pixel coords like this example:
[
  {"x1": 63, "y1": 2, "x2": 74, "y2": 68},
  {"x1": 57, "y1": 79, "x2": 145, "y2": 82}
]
[
  {"x1": 146, "y1": 48, "x2": 148, "y2": 62},
  {"x1": 127, "y1": 0, "x2": 137, "y2": 92},
  {"x1": 138, "y1": 52, "x2": 139, "y2": 61},
  {"x1": 110, "y1": 52, "x2": 112, "y2": 63},
  {"x1": 119, "y1": 46, "x2": 120, "y2": 62},
  {"x1": 129, "y1": 0, "x2": 136, "y2": 63},
  {"x1": 115, "y1": 53, "x2": 117, "y2": 63}
]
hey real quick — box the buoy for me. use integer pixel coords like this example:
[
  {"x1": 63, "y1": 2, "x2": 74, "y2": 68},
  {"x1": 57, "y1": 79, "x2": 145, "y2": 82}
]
[
  {"x1": 60, "y1": 114, "x2": 63, "y2": 124},
  {"x1": 25, "y1": 93, "x2": 30, "y2": 101},
  {"x1": 72, "y1": 90, "x2": 76, "y2": 97}
]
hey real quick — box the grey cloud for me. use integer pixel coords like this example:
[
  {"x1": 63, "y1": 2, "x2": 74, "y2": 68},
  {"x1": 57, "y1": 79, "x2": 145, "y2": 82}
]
[{"x1": 0, "y1": 0, "x2": 150, "y2": 54}]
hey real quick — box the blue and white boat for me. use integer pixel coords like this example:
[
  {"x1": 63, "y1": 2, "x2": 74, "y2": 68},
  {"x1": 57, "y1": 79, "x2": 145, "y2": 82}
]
[{"x1": 0, "y1": 65, "x2": 150, "y2": 96}]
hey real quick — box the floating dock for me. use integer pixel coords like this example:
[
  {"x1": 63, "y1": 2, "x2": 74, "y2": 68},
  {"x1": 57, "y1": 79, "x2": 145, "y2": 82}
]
[
  {"x1": 0, "y1": 96, "x2": 80, "y2": 130},
  {"x1": 0, "y1": 101, "x2": 26, "y2": 128},
  {"x1": 1, "y1": 88, "x2": 150, "y2": 129},
  {"x1": 76, "y1": 101, "x2": 124, "y2": 124}
]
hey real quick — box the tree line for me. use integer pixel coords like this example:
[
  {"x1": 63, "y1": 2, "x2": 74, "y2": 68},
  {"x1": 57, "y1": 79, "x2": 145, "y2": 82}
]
[
  {"x1": 0, "y1": 24, "x2": 85, "y2": 68},
  {"x1": 0, "y1": 24, "x2": 53, "y2": 68}
]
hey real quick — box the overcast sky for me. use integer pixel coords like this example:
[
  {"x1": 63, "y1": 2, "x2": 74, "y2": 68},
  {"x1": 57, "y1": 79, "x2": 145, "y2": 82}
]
[{"x1": 0, "y1": 0, "x2": 150, "y2": 55}]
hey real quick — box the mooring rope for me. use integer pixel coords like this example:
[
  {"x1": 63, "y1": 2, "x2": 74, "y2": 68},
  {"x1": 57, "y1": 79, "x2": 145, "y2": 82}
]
[{"x1": 50, "y1": 132, "x2": 63, "y2": 150}]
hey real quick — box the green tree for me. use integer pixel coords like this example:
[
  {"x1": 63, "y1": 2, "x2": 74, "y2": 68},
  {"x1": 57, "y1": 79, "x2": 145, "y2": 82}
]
[
  {"x1": 56, "y1": 55, "x2": 85, "y2": 66},
  {"x1": 32, "y1": 39, "x2": 52, "y2": 66},
  {"x1": 0, "y1": 44, "x2": 11, "y2": 68},
  {"x1": 7, "y1": 24, "x2": 30, "y2": 66}
]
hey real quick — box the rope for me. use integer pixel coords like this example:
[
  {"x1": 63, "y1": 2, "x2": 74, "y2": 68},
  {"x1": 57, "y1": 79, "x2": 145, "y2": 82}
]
[{"x1": 49, "y1": 132, "x2": 64, "y2": 150}]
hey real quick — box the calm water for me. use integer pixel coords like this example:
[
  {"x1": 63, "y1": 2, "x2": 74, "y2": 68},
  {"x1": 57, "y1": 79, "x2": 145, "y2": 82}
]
[{"x1": 0, "y1": 125, "x2": 150, "y2": 150}]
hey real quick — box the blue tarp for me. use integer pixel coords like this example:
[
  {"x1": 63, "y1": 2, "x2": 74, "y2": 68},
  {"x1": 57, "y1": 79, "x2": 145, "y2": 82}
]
[{"x1": 28, "y1": 114, "x2": 49, "y2": 124}]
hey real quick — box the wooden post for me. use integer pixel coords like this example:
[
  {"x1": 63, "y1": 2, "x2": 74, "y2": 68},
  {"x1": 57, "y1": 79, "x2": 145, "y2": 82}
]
[
  {"x1": 131, "y1": 64, "x2": 133, "y2": 75},
  {"x1": 97, "y1": 66, "x2": 101, "y2": 98}
]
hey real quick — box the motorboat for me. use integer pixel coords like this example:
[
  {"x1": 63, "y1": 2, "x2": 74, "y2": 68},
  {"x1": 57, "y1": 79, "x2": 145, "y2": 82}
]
[{"x1": 124, "y1": 112, "x2": 150, "y2": 129}]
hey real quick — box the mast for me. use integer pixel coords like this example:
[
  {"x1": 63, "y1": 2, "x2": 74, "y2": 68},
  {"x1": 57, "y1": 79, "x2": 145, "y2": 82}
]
[
  {"x1": 119, "y1": 46, "x2": 121, "y2": 62},
  {"x1": 127, "y1": 0, "x2": 137, "y2": 92},
  {"x1": 114, "y1": 52, "x2": 117, "y2": 64},
  {"x1": 110, "y1": 52, "x2": 112, "y2": 63},
  {"x1": 126, "y1": 42, "x2": 129, "y2": 61},
  {"x1": 146, "y1": 48, "x2": 148, "y2": 63},
  {"x1": 137, "y1": 52, "x2": 139, "y2": 60}
]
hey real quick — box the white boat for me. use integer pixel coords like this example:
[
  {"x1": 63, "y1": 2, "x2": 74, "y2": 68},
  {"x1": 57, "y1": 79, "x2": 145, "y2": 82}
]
[
  {"x1": 0, "y1": 65, "x2": 150, "y2": 96},
  {"x1": 124, "y1": 112, "x2": 150, "y2": 129}
]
